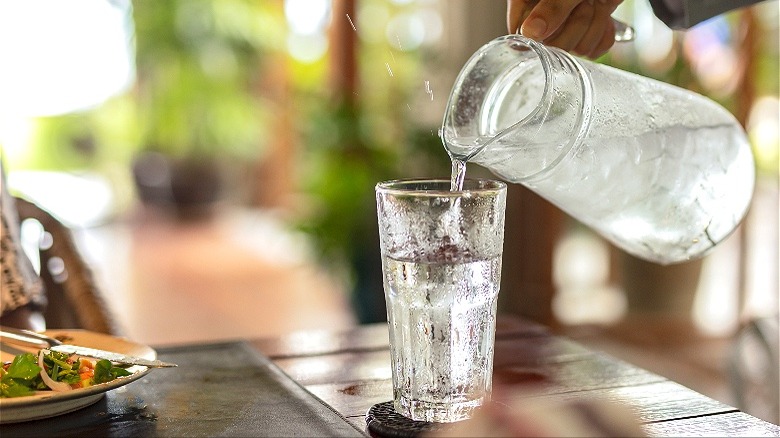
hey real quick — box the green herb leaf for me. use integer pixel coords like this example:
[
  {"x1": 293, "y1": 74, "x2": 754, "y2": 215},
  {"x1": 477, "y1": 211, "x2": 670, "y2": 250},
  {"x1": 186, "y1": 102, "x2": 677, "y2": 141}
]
[
  {"x1": 0, "y1": 354, "x2": 43, "y2": 398},
  {"x1": 92, "y1": 360, "x2": 131, "y2": 385},
  {"x1": 5, "y1": 353, "x2": 41, "y2": 380}
]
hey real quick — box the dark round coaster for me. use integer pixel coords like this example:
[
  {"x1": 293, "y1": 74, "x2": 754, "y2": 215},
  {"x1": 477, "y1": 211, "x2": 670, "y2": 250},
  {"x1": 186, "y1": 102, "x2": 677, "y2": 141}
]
[{"x1": 365, "y1": 401, "x2": 450, "y2": 438}]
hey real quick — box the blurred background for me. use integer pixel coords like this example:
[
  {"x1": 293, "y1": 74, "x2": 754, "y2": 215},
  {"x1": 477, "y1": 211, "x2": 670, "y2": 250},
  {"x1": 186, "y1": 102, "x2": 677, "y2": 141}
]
[{"x1": 0, "y1": 0, "x2": 777, "y2": 424}]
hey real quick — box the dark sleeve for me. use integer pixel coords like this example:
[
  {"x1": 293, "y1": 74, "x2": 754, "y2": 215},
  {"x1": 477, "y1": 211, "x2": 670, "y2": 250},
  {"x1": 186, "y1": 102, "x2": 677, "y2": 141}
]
[{"x1": 648, "y1": 0, "x2": 771, "y2": 29}]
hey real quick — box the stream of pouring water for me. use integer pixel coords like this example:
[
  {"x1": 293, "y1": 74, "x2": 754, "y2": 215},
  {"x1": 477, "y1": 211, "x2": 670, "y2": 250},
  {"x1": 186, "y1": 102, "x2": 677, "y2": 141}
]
[{"x1": 450, "y1": 158, "x2": 467, "y2": 191}]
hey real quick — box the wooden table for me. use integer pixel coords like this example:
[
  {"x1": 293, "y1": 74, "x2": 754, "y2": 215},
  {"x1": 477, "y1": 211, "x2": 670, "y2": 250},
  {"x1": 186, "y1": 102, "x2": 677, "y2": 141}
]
[
  {"x1": 254, "y1": 316, "x2": 780, "y2": 437},
  {"x1": 2, "y1": 316, "x2": 779, "y2": 436}
]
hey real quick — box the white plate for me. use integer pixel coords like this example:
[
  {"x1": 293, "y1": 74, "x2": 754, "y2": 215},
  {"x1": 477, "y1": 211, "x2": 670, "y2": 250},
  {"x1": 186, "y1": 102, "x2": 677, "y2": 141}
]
[{"x1": 0, "y1": 329, "x2": 156, "y2": 424}]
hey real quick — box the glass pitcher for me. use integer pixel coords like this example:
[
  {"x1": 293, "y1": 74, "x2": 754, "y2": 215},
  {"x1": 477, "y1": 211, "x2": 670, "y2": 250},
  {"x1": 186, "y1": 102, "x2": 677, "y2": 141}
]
[{"x1": 442, "y1": 35, "x2": 755, "y2": 265}]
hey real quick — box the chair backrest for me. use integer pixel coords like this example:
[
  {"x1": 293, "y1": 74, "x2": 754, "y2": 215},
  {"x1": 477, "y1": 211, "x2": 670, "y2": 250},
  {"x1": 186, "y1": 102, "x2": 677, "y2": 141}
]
[{"x1": 14, "y1": 197, "x2": 121, "y2": 335}]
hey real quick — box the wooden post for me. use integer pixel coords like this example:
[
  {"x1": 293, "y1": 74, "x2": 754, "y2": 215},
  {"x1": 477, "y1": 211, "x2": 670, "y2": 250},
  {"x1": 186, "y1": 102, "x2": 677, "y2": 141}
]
[
  {"x1": 329, "y1": 0, "x2": 358, "y2": 106},
  {"x1": 249, "y1": 1, "x2": 295, "y2": 209},
  {"x1": 497, "y1": 184, "x2": 565, "y2": 328},
  {"x1": 733, "y1": 8, "x2": 758, "y2": 324},
  {"x1": 250, "y1": 52, "x2": 296, "y2": 209}
]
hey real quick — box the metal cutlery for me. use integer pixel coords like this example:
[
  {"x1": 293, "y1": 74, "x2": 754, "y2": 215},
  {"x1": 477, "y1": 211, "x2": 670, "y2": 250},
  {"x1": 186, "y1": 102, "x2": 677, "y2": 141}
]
[{"x1": 1, "y1": 326, "x2": 177, "y2": 368}]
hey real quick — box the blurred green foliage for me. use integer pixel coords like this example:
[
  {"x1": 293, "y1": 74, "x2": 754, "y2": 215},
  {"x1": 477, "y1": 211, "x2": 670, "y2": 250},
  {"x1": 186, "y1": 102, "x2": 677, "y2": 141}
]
[
  {"x1": 132, "y1": 0, "x2": 279, "y2": 160},
  {"x1": 288, "y1": 0, "x2": 450, "y2": 321}
]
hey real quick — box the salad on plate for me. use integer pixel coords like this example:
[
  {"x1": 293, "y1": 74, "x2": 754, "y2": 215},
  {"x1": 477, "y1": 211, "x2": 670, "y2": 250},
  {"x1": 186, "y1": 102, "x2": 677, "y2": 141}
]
[{"x1": 1, "y1": 349, "x2": 132, "y2": 398}]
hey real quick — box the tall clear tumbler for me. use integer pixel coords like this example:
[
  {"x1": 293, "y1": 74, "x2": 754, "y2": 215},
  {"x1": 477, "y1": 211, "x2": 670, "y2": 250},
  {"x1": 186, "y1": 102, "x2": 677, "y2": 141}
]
[{"x1": 375, "y1": 179, "x2": 507, "y2": 423}]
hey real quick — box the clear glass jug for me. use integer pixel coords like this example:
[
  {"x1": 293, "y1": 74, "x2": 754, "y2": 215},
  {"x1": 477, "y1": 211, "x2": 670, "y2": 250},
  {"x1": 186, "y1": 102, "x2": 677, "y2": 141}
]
[{"x1": 442, "y1": 35, "x2": 755, "y2": 265}]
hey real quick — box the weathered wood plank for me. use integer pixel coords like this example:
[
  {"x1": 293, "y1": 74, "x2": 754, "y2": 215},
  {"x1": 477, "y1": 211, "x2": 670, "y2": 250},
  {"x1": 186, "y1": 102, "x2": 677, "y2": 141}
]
[
  {"x1": 272, "y1": 335, "x2": 612, "y2": 386},
  {"x1": 296, "y1": 353, "x2": 667, "y2": 419},
  {"x1": 507, "y1": 380, "x2": 737, "y2": 424},
  {"x1": 642, "y1": 411, "x2": 780, "y2": 437},
  {"x1": 255, "y1": 315, "x2": 549, "y2": 358},
  {"x1": 273, "y1": 350, "x2": 392, "y2": 386},
  {"x1": 254, "y1": 323, "x2": 390, "y2": 359},
  {"x1": 306, "y1": 379, "x2": 393, "y2": 417},
  {"x1": 261, "y1": 317, "x2": 774, "y2": 437}
]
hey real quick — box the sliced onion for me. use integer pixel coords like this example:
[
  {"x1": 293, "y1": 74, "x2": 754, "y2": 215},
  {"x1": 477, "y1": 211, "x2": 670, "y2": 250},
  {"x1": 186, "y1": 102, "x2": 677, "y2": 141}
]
[{"x1": 38, "y1": 349, "x2": 73, "y2": 392}]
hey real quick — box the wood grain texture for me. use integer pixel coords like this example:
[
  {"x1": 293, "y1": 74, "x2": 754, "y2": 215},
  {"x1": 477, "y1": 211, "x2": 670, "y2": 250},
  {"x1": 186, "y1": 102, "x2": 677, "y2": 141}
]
[
  {"x1": 259, "y1": 315, "x2": 780, "y2": 437},
  {"x1": 255, "y1": 315, "x2": 550, "y2": 359},
  {"x1": 642, "y1": 411, "x2": 780, "y2": 436}
]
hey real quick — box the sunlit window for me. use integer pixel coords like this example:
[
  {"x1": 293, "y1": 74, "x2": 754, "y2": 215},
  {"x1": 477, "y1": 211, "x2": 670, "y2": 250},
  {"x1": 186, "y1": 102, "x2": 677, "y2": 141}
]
[{"x1": 0, "y1": 0, "x2": 135, "y2": 117}]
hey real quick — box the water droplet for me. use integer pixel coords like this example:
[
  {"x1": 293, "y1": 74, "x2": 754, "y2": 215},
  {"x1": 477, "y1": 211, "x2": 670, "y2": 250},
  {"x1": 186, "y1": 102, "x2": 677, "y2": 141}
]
[
  {"x1": 346, "y1": 14, "x2": 356, "y2": 31},
  {"x1": 385, "y1": 63, "x2": 394, "y2": 77},
  {"x1": 424, "y1": 80, "x2": 434, "y2": 101}
]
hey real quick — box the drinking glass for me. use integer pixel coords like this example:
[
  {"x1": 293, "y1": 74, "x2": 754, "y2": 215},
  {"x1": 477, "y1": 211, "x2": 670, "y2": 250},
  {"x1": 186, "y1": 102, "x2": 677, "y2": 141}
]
[{"x1": 375, "y1": 178, "x2": 507, "y2": 423}]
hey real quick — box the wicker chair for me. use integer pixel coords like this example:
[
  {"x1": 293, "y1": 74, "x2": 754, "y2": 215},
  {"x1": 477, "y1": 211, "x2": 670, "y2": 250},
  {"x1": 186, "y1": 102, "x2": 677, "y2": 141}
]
[{"x1": 13, "y1": 197, "x2": 120, "y2": 335}]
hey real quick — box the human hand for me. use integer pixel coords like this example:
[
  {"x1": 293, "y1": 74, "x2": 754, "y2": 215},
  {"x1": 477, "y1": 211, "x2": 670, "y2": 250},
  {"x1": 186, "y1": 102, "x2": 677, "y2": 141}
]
[{"x1": 507, "y1": 0, "x2": 624, "y2": 59}]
